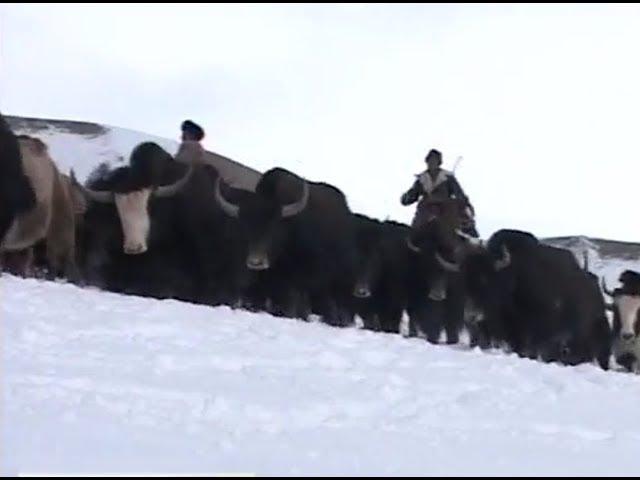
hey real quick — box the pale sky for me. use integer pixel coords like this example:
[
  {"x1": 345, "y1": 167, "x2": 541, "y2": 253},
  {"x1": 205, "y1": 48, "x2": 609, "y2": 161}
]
[{"x1": 2, "y1": 4, "x2": 639, "y2": 241}]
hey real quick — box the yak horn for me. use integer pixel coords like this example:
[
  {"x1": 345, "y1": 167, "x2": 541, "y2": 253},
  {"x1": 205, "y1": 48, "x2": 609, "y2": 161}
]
[
  {"x1": 406, "y1": 236, "x2": 421, "y2": 253},
  {"x1": 435, "y1": 252, "x2": 460, "y2": 273},
  {"x1": 154, "y1": 166, "x2": 193, "y2": 198},
  {"x1": 70, "y1": 169, "x2": 114, "y2": 204},
  {"x1": 494, "y1": 245, "x2": 511, "y2": 271},
  {"x1": 456, "y1": 229, "x2": 485, "y2": 248},
  {"x1": 214, "y1": 177, "x2": 240, "y2": 218},
  {"x1": 281, "y1": 180, "x2": 309, "y2": 218}
]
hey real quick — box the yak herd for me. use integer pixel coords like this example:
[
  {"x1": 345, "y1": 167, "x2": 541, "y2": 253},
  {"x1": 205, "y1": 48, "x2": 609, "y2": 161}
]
[{"x1": 2, "y1": 112, "x2": 639, "y2": 374}]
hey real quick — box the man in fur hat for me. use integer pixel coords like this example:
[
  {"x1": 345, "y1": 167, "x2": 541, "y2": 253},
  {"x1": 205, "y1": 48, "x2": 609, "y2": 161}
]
[
  {"x1": 175, "y1": 119, "x2": 206, "y2": 165},
  {"x1": 401, "y1": 148, "x2": 478, "y2": 236}
]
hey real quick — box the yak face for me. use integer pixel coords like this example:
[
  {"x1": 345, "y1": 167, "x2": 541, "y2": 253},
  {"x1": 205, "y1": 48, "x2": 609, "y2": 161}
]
[
  {"x1": 214, "y1": 176, "x2": 309, "y2": 271},
  {"x1": 459, "y1": 250, "x2": 510, "y2": 326},
  {"x1": 353, "y1": 260, "x2": 379, "y2": 299},
  {"x1": 613, "y1": 294, "x2": 640, "y2": 341},
  {"x1": 405, "y1": 233, "x2": 446, "y2": 302},
  {"x1": 405, "y1": 200, "x2": 474, "y2": 302},
  {"x1": 72, "y1": 161, "x2": 192, "y2": 255},
  {"x1": 353, "y1": 242, "x2": 383, "y2": 299},
  {"x1": 603, "y1": 274, "x2": 640, "y2": 342},
  {"x1": 113, "y1": 189, "x2": 152, "y2": 254},
  {"x1": 352, "y1": 218, "x2": 385, "y2": 299},
  {"x1": 442, "y1": 241, "x2": 513, "y2": 327},
  {"x1": 239, "y1": 194, "x2": 285, "y2": 271}
]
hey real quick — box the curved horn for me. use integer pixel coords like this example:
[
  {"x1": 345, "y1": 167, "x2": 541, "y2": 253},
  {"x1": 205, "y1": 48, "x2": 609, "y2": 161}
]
[
  {"x1": 456, "y1": 229, "x2": 485, "y2": 248},
  {"x1": 70, "y1": 169, "x2": 114, "y2": 204},
  {"x1": 154, "y1": 166, "x2": 193, "y2": 198},
  {"x1": 493, "y1": 245, "x2": 511, "y2": 271},
  {"x1": 214, "y1": 177, "x2": 240, "y2": 218},
  {"x1": 435, "y1": 252, "x2": 460, "y2": 273},
  {"x1": 406, "y1": 236, "x2": 421, "y2": 253},
  {"x1": 583, "y1": 251, "x2": 589, "y2": 272},
  {"x1": 281, "y1": 180, "x2": 309, "y2": 218},
  {"x1": 601, "y1": 277, "x2": 615, "y2": 298}
]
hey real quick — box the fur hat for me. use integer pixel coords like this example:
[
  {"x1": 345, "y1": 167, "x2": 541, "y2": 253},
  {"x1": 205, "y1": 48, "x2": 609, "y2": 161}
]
[
  {"x1": 425, "y1": 149, "x2": 442, "y2": 164},
  {"x1": 181, "y1": 120, "x2": 205, "y2": 141}
]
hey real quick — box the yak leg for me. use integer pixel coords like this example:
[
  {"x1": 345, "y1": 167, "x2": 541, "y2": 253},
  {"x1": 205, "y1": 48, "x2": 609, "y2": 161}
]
[
  {"x1": 0, "y1": 211, "x2": 14, "y2": 248},
  {"x1": 444, "y1": 293, "x2": 464, "y2": 345},
  {"x1": 379, "y1": 304, "x2": 403, "y2": 334},
  {"x1": 364, "y1": 312, "x2": 382, "y2": 332},
  {"x1": 2, "y1": 248, "x2": 34, "y2": 277},
  {"x1": 468, "y1": 321, "x2": 492, "y2": 350},
  {"x1": 1, "y1": 204, "x2": 50, "y2": 252},
  {"x1": 410, "y1": 300, "x2": 443, "y2": 344},
  {"x1": 45, "y1": 237, "x2": 78, "y2": 282}
]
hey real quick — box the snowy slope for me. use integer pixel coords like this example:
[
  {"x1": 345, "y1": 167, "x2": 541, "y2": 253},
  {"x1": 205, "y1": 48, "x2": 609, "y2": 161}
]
[
  {"x1": 6, "y1": 116, "x2": 179, "y2": 182},
  {"x1": 3, "y1": 275, "x2": 640, "y2": 476},
  {"x1": 6, "y1": 115, "x2": 262, "y2": 191}
]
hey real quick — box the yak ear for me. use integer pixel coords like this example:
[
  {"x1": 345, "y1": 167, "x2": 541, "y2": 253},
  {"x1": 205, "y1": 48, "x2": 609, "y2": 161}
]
[
  {"x1": 281, "y1": 180, "x2": 309, "y2": 218},
  {"x1": 493, "y1": 245, "x2": 511, "y2": 271},
  {"x1": 71, "y1": 169, "x2": 114, "y2": 204}
]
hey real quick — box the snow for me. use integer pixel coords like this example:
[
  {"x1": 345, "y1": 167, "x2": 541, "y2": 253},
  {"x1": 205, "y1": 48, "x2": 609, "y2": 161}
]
[{"x1": 3, "y1": 275, "x2": 640, "y2": 476}]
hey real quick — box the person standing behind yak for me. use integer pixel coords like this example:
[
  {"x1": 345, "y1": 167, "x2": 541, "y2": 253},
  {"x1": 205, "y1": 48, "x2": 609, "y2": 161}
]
[{"x1": 175, "y1": 119, "x2": 206, "y2": 166}]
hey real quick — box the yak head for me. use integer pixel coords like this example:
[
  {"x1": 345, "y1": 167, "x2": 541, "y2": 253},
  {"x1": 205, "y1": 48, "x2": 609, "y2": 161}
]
[
  {"x1": 72, "y1": 143, "x2": 192, "y2": 255},
  {"x1": 603, "y1": 272, "x2": 640, "y2": 342},
  {"x1": 214, "y1": 174, "x2": 309, "y2": 271}
]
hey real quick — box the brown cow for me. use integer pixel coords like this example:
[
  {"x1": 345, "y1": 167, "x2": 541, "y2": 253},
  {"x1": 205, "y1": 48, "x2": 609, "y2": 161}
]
[{"x1": 0, "y1": 136, "x2": 80, "y2": 280}]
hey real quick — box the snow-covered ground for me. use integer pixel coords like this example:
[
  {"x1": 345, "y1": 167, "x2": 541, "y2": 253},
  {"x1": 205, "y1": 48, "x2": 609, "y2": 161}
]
[
  {"x1": 3, "y1": 275, "x2": 640, "y2": 476},
  {"x1": 3, "y1": 116, "x2": 640, "y2": 475}
]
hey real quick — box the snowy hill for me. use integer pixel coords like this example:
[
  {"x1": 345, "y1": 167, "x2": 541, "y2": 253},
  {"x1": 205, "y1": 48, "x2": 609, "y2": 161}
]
[
  {"x1": 6, "y1": 115, "x2": 261, "y2": 190},
  {"x1": 546, "y1": 236, "x2": 640, "y2": 263},
  {"x1": 4, "y1": 275, "x2": 640, "y2": 476},
  {"x1": 3, "y1": 116, "x2": 640, "y2": 475},
  {"x1": 544, "y1": 236, "x2": 640, "y2": 288},
  {"x1": 6, "y1": 116, "x2": 178, "y2": 183}
]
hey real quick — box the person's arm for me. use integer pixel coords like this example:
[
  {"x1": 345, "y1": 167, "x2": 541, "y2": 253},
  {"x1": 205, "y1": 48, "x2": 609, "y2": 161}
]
[
  {"x1": 448, "y1": 174, "x2": 474, "y2": 214},
  {"x1": 400, "y1": 179, "x2": 423, "y2": 206}
]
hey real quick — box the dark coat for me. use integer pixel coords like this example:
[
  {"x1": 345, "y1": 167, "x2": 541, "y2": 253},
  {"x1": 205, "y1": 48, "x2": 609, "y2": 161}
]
[
  {"x1": 401, "y1": 169, "x2": 471, "y2": 207},
  {"x1": 401, "y1": 169, "x2": 476, "y2": 236}
]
